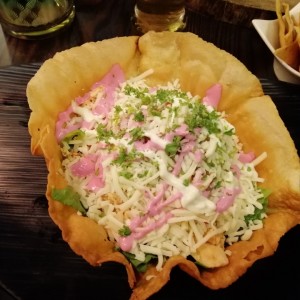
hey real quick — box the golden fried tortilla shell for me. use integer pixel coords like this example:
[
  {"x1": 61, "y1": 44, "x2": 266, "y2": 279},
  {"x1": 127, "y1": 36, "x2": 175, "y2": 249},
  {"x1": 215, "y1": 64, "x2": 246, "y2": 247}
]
[
  {"x1": 226, "y1": 95, "x2": 300, "y2": 215},
  {"x1": 138, "y1": 31, "x2": 264, "y2": 111},
  {"x1": 27, "y1": 32, "x2": 300, "y2": 300},
  {"x1": 28, "y1": 36, "x2": 140, "y2": 287},
  {"x1": 28, "y1": 36, "x2": 140, "y2": 156}
]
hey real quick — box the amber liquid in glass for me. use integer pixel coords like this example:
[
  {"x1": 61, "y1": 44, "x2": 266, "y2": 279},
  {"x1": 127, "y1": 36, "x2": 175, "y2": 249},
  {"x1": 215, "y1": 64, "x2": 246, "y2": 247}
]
[
  {"x1": 0, "y1": 0, "x2": 75, "y2": 39},
  {"x1": 135, "y1": 0, "x2": 185, "y2": 33}
]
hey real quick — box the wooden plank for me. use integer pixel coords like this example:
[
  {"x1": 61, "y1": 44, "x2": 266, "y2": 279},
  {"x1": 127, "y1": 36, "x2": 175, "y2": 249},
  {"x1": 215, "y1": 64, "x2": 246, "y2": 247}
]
[
  {"x1": 186, "y1": 0, "x2": 277, "y2": 27},
  {"x1": 225, "y1": 0, "x2": 299, "y2": 11}
]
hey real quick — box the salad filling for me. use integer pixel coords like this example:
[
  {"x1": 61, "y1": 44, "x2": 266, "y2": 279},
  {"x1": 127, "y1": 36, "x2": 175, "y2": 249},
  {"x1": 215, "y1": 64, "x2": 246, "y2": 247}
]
[{"x1": 53, "y1": 64, "x2": 268, "y2": 271}]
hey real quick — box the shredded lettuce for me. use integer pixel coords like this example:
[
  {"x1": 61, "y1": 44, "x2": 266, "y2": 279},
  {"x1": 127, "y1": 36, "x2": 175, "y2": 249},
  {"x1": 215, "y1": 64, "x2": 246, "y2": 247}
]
[
  {"x1": 62, "y1": 129, "x2": 85, "y2": 146},
  {"x1": 52, "y1": 186, "x2": 86, "y2": 214},
  {"x1": 121, "y1": 251, "x2": 157, "y2": 273},
  {"x1": 165, "y1": 136, "x2": 182, "y2": 157}
]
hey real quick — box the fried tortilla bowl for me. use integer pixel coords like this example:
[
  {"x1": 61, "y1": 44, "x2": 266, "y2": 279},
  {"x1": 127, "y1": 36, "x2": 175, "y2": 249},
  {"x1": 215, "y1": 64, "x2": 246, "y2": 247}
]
[{"x1": 27, "y1": 31, "x2": 300, "y2": 299}]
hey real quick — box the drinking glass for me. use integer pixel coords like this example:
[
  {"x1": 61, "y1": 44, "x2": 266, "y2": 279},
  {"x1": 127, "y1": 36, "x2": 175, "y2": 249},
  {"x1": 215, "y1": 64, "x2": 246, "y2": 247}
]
[
  {"x1": 0, "y1": 0, "x2": 75, "y2": 39},
  {"x1": 134, "y1": 0, "x2": 186, "y2": 33}
]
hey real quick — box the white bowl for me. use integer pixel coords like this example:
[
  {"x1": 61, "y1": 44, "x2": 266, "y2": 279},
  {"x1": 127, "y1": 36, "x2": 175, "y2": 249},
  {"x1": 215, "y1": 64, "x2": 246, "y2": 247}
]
[{"x1": 252, "y1": 3, "x2": 300, "y2": 84}]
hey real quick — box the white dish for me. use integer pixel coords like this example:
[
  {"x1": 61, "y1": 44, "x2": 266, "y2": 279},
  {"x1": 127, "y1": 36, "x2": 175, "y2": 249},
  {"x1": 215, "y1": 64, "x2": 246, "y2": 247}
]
[{"x1": 252, "y1": 3, "x2": 300, "y2": 84}]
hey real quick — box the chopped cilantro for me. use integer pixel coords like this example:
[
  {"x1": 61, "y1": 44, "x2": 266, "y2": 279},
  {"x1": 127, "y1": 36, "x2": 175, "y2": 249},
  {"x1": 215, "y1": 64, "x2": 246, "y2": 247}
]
[
  {"x1": 112, "y1": 148, "x2": 142, "y2": 166},
  {"x1": 165, "y1": 136, "x2": 181, "y2": 157},
  {"x1": 129, "y1": 127, "x2": 144, "y2": 143},
  {"x1": 118, "y1": 226, "x2": 131, "y2": 237},
  {"x1": 138, "y1": 170, "x2": 148, "y2": 178},
  {"x1": 185, "y1": 102, "x2": 220, "y2": 134},
  {"x1": 119, "y1": 170, "x2": 133, "y2": 179},
  {"x1": 126, "y1": 105, "x2": 136, "y2": 115},
  {"x1": 124, "y1": 85, "x2": 152, "y2": 105},
  {"x1": 214, "y1": 181, "x2": 222, "y2": 189},
  {"x1": 156, "y1": 89, "x2": 172, "y2": 103},
  {"x1": 183, "y1": 179, "x2": 190, "y2": 186},
  {"x1": 114, "y1": 105, "x2": 122, "y2": 113},
  {"x1": 97, "y1": 124, "x2": 114, "y2": 142},
  {"x1": 134, "y1": 111, "x2": 144, "y2": 122},
  {"x1": 205, "y1": 160, "x2": 215, "y2": 168},
  {"x1": 156, "y1": 89, "x2": 189, "y2": 103},
  {"x1": 112, "y1": 148, "x2": 128, "y2": 165},
  {"x1": 244, "y1": 188, "x2": 270, "y2": 225},
  {"x1": 149, "y1": 108, "x2": 162, "y2": 117}
]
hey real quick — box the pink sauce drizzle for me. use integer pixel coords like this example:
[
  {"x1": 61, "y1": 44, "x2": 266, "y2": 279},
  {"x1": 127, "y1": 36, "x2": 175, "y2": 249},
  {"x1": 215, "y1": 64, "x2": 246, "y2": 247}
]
[
  {"x1": 118, "y1": 183, "x2": 179, "y2": 251},
  {"x1": 55, "y1": 107, "x2": 93, "y2": 142},
  {"x1": 194, "y1": 149, "x2": 203, "y2": 163},
  {"x1": 202, "y1": 83, "x2": 222, "y2": 108},
  {"x1": 55, "y1": 64, "x2": 125, "y2": 141},
  {"x1": 192, "y1": 169, "x2": 203, "y2": 186},
  {"x1": 216, "y1": 188, "x2": 241, "y2": 213},
  {"x1": 134, "y1": 212, "x2": 173, "y2": 240},
  {"x1": 164, "y1": 132, "x2": 174, "y2": 142},
  {"x1": 118, "y1": 212, "x2": 173, "y2": 251},
  {"x1": 71, "y1": 154, "x2": 97, "y2": 176},
  {"x1": 239, "y1": 151, "x2": 255, "y2": 163},
  {"x1": 155, "y1": 192, "x2": 182, "y2": 212},
  {"x1": 92, "y1": 64, "x2": 125, "y2": 116},
  {"x1": 86, "y1": 175, "x2": 105, "y2": 192},
  {"x1": 172, "y1": 153, "x2": 185, "y2": 176},
  {"x1": 147, "y1": 184, "x2": 168, "y2": 216},
  {"x1": 181, "y1": 139, "x2": 196, "y2": 153},
  {"x1": 174, "y1": 124, "x2": 189, "y2": 136},
  {"x1": 134, "y1": 139, "x2": 162, "y2": 152},
  {"x1": 70, "y1": 154, "x2": 105, "y2": 192},
  {"x1": 231, "y1": 164, "x2": 241, "y2": 178}
]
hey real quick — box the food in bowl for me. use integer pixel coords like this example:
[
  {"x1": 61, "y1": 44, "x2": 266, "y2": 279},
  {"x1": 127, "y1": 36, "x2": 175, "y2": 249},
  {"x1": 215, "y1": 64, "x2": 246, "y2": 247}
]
[
  {"x1": 275, "y1": 0, "x2": 300, "y2": 71},
  {"x1": 27, "y1": 31, "x2": 300, "y2": 300},
  {"x1": 252, "y1": 0, "x2": 300, "y2": 83},
  {"x1": 53, "y1": 63, "x2": 269, "y2": 270}
]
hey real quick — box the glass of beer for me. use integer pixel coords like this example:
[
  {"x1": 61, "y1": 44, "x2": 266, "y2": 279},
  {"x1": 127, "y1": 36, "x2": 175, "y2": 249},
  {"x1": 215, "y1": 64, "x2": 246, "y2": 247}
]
[
  {"x1": 0, "y1": 0, "x2": 75, "y2": 39},
  {"x1": 134, "y1": 0, "x2": 186, "y2": 33}
]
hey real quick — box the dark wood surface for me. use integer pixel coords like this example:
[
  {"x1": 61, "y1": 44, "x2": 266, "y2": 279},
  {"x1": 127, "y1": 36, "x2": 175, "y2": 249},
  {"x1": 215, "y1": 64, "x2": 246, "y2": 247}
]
[{"x1": 1, "y1": 1, "x2": 300, "y2": 300}]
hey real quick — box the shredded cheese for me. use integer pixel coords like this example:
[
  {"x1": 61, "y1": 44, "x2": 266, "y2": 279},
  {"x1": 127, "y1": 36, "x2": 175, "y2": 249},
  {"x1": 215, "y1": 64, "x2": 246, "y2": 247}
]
[{"x1": 56, "y1": 65, "x2": 268, "y2": 271}]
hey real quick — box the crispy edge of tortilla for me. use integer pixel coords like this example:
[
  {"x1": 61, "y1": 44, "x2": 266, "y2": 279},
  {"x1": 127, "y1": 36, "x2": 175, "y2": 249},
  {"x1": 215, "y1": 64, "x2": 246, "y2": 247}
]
[
  {"x1": 130, "y1": 211, "x2": 298, "y2": 299},
  {"x1": 226, "y1": 95, "x2": 300, "y2": 210},
  {"x1": 27, "y1": 31, "x2": 300, "y2": 299},
  {"x1": 137, "y1": 31, "x2": 264, "y2": 112},
  {"x1": 27, "y1": 36, "x2": 140, "y2": 156}
]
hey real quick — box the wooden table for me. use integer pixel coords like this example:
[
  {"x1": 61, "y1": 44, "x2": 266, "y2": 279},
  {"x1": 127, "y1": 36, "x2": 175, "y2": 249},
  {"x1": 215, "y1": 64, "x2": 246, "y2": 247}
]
[{"x1": 1, "y1": 1, "x2": 300, "y2": 300}]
